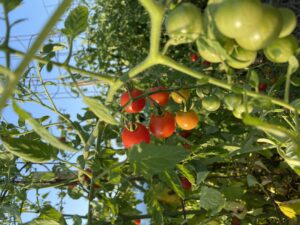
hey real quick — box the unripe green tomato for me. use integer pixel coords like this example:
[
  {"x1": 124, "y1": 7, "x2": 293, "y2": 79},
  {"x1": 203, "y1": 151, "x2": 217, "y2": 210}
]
[
  {"x1": 165, "y1": 3, "x2": 203, "y2": 43},
  {"x1": 202, "y1": 95, "x2": 221, "y2": 112},
  {"x1": 224, "y1": 93, "x2": 242, "y2": 111},
  {"x1": 215, "y1": 0, "x2": 263, "y2": 38},
  {"x1": 278, "y1": 7, "x2": 297, "y2": 38},
  {"x1": 233, "y1": 104, "x2": 253, "y2": 119},
  {"x1": 236, "y1": 4, "x2": 282, "y2": 51},
  {"x1": 202, "y1": 0, "x2": 228, "y2": 44},
  {"x1": 196, "y1": 85, "x2": 211, "y2": 99},
  {"x1": 263, "y1": 35, "x2": 298, "y2": 63},
  {"x1": 227, "y1": 47, "x2": 257, "y2": 69}
]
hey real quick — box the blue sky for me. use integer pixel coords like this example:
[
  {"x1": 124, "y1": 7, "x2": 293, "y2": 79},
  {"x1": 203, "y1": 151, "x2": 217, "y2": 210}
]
[{"x1": 1, "y1": 1, "x2": 149, "y2": 224}]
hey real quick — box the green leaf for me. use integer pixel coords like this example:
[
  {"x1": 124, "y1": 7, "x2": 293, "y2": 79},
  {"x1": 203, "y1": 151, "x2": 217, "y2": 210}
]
[
  {"x1": 62, "y1": 6, "x2": 88, "y2": 38},
  {"x1": 278, "y1": 142, "x2": 300, "y2": 176},
  {"x1": 248, "y1": 70, "x2": 259, "y2": 89},
  {"x1": 31, "y1": 172, "x2": 56, "y2": 182},
  {"x1": 247, "y1": 174, "x2": 259, "y2": 187},
  {"x1": 200, "y1": 186, "x2": 226, "y2": 215},
  {"x1": 196, "y1": 171, "x2": 209, "y2": 185},
  {"x1": 0, "y1": 0, "x2": 22, "y2": 12},
  {"x1": 160, "y1": 170, "x2": 184, "y2": 199},
  {"x1": 2, "y1": 136, "x2": 57, "y2": 163},
  {"x1": 26, "y1": 205, "x2": 66, "y2": 225},
  {"x1": 276, "y1": 199, "x2": 300, "y2": 219},
  {"x1": 176, "y1": 164, "x2": 195, "y2": 185},
  {"x1": 83, "y1": 97, "x2": 118, "y2": 125},
  {"x1": 13, "y1": 101, "x2": 78, "y2": 153},
  {"x1": 128, "y1": 143, "x2": 188, "y2": 177}
]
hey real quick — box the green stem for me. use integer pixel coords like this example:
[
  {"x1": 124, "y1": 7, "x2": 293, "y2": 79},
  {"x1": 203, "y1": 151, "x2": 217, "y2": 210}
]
[
  {"x1": 0, "y1": 0, "x2": 73, "y2": 113},
  {"x1": 3, "y1": 47, "x2": 114, "y2": 85},
  {"x1": 284, "y1": 69, "x2": 292, "y2": 103}
]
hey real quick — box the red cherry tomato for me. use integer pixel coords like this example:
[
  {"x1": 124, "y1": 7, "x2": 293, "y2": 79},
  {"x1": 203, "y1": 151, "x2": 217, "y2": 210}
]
[
  {"x1": 180, "y1": 177, "x2": 192, "y2": 190},
  {"x1": 149, "y1": 111, "x2": 176, "y2": 138},
  {"x1": 134, "y1": 219, "x2": 141, "y2": 225},
  {"x1": 203, "y1": 60, "x2": 211, "y2": 66},
  {"x1": 190, "y1": 53, "x2": 198, "y2": 62},
  {"x1": 122, "y1": 123, "x2": 150, "y2": 149},
  {"x1": 120, "y1": 89, "x2": 146, "y2": 113},
  {"x1": 231, "y1": 217, "x2": 241, "y2": 225},
  {"x1": 149, "y1": 86, "x2": 169, "y2": 107},
  {"x1": 258, "y1": 82, "x2": 267, "y2": 92}
]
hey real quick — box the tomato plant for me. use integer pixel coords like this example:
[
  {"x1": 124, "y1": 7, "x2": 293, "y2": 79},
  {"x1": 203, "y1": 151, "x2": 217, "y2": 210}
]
[
  {"x1": 149, "y1": 111, "x2": 176, "y2": 138},
  {"x1": 120, "y1": 89, "x2": 146, "y2": 113},
  {"x1": 149, "y1": 86, "x2": 169, "y2": 107},
  {"x1": 122, "y1": 123, "x2": 150, "y2": 149},
  {"x1": 175, "y1": 110, "x2": 199, "y2": 130}
]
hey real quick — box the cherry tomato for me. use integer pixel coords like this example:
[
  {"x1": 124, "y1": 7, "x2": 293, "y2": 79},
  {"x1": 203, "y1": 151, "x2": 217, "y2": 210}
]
[
  {"x1": 149, "y1": 111, "x2": 176, "y2": 138},
  {"x1": 165, "y1": 3, "x2": 203, "y2": 43},
  {"x1": 263, "y1": 35, "x2": 298, "y2": 63},
  {"x1": 171, "y1": 89, "x2": 190, "y2": 104},
  {"x1": 231, "y1": 217, "x2": 241, "y2": 225},
  {"x1": 224, "y1": 93, "x2": 242, "y2": 111},
  {"x1": 120, "y1": 89, "x2": 146, "y2": 113},
  {"x1": 180, "y1": 177, "x2": 192, "y2": 191},
  {"x1": 236, "y1": 4, "x2": 282, "y2": 51},
  {"x1": 202, "y1": 95, "x2": 221, "y2": 112},
  {"x1": 190, "y1": 53, "x2": 198, "y2": 62},
  {"x1": 278, "y1": 7, "x2": 297, "y2": 38},
  {"x1": 175, "y1": 110, "x2": 199, "y2": 130},
  {"x1": 258, "y1": 82, "x2": 267, "y2": 92},
  {"x1": 149, "y1": 86, "x2": 169, "y2": 107},
  {"x1": 122, "y1": 123, "x2": 150, "y2": 149},
  {"x1": 215, "y1": 0, "x2": 263, "y2": 38},
  {"x1": 134, "y1": 219, "x2": 141, "y2": 225},
  {"x1": 227, "y1": 46, "x2": 257, "y2": 69}
]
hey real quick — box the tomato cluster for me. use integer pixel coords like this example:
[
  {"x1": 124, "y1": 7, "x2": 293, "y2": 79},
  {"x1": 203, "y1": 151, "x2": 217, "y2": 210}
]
[
  {"x1": 167, "y1": 0, "x2": 298, "y2": 69},
  {"x1": 120, "y1": 87, "x2": 202, "y2": 149}
]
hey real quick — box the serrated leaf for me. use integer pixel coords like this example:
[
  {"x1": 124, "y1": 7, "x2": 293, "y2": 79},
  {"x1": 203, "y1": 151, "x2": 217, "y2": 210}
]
[
  {"x1": 62, "y1": 6, "x2": 88, "y2": 38},
  {"x1": 176, "y1": 164, "x2": 195, "y2": 185},
  {"x1": 128, "y1": 143, "x2": 188, "y2": 176},
  {"x1": 276, "y1": 199, "x2": 300, "y2": 219},
  {"x1": 2, "y1": 136, "x2": 57, "y2": 163},
  {"x1": 83, "y1": 97, "x2": 118, "y2": 125},
  {"x1": 200, "y1": 186, "x2": 226, "y2": 215},
  {"x1": 13, "y1": 101, "x2": 78, "y2": 153}
]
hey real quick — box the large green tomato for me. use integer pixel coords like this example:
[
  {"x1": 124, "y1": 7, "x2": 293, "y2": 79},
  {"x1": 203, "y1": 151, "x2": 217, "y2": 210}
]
[
  {"x1": 214, "y1": 0, "x2": 263, "y2": 38},
  {"x1": 236, "y1": 4, "x2": 282, "y2": 51},
  {"x1": 227, "y1": 47, "x2": 257, "y2": 69},
  {"x1": 203, "y1": 0, "x2": 228, "y2": 44},
  {"x1": 263, "y1": 35, "x2": 298, "y2": 63},
  {"x1": 278, "y1": 7, "x2": 297, "y2": 38},
  {"x1": 165, "y1": 3, "x2": 203, "y2": 43}
]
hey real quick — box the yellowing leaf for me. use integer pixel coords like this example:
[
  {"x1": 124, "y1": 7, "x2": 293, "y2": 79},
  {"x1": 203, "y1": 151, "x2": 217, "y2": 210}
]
[{"x1": 276, "y1": 199, "x2": 300, "y2": 218}]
